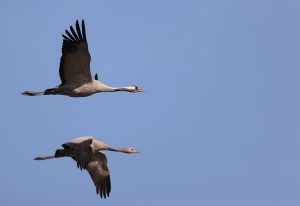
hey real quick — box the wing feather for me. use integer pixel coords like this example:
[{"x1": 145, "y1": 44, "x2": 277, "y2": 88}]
[
  {"x1": 62, "y1": 34, "x2": 71, "y2": 41},
  {"x1": 81, "y1": 20, "x2": 87, "y2": 41},
  {"x1": 87, "y1": 152, "x2": 111, "y2": 198},
  {"x1": 70, "y1": 26, "x2": 80, "y2": 41},
  {"x1": 75, "y1": 20, "x2": 83, "y2": 40},
  {"x1": 62, "y1": 138, "x2": 93, "y2": 170},
  {"x1": 65, "y1": 30, "x2": 76, "y2": 41},
  {"x1": 59, "y1": 19, "x2": 92, "y2": 86}
]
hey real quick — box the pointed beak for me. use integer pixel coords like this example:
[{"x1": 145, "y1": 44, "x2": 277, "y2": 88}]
[
  {"x1": 135, "y1": 150, "x2": 141, "y2": 154},
  {"x1": 137, "y1": 88, "x2": 145, "y2": 93}
]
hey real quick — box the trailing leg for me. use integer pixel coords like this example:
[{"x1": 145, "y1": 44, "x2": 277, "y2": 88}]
[
  {"x1": 34, "y1": 149, "x2": 73, "y2": 160},
  {"x1": 22, "y1": 91, "x2": 44, "y2": 96}
]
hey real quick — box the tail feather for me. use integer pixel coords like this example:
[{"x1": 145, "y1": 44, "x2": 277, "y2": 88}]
[
  {"x1": 44, "y1": 88, "x2": 58, "y2": 95},
  {"x1": 55, "y1": 149, "x2": 73, "y2": 158},
  {"x1": 22, "y1": 91, "x2": 44, "y2": 96}
]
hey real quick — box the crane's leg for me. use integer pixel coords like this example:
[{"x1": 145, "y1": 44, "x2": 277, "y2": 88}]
[
  {"x1": 34, "y1": 155, "x2": 55, "y2": 160},
  {"x1": 22, "y1": 87, "x2": 62, "y2": 96},
  {"x1": 34, "y1": 149, "x2": 73, "y2": 160},
  {"x1": 22, "y1": 91, "x2": 44, "y2": 96}
]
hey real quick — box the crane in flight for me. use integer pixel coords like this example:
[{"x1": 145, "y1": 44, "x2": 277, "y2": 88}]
[
  {"x1": 22, "y1": 20, "x2": 144, "y2": 97},
  {"x1": 34, "y1": 136, "x2": 140, "y2": 198}
]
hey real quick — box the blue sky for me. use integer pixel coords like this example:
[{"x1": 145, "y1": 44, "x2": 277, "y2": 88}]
[{"x1": 1, "y1": 0, "x2": 300, "y2": 205}]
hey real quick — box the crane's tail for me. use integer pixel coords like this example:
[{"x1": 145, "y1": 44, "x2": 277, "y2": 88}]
[
  {"x1": 22, "y1": 91, "x2": 44, "y2": 96},
  {"x1": 55, "y1": 149, "x2": 73, "y2": 158}
]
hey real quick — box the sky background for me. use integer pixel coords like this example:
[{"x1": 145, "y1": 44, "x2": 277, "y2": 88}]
[{"x1": 1, "y1": 0, "x2": 300, "y2": 205}]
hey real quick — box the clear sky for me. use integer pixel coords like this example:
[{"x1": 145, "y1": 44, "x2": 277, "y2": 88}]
[{"x1": 1, "y1": 0, "x2": 300, "y2": 205}]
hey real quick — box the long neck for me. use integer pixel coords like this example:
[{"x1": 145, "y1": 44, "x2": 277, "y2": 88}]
[
  {"x1": 95, "y1": 83, "x2": 133, "y2": 92},
  {"x1": 100, "y1": 87, "x2": 133, "y2": 92},
  {"x1": 113, "y1": 87, "x2": 134, "y2": 92},
  {"x1": 105, "y1": 147, "x2": 130, "y2": 153}
]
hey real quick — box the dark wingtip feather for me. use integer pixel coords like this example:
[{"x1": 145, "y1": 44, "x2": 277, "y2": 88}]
[
  {"x1": 70, "y1": 26, "x2": 80, "y2": 41},
  {"x1": 65, "y1": 30, "x2": 76, "y2": 41},
  {"x1": 103, "y1": 179, "x2": 107, "y2": 199},
  {"x1": 62, "y1": 34, "x2": 71, "y2": 41},
  {"x1": 81, "y1": 19, "x2": 87, "y2": 41},
  {"x1": 107, "y1": 175, "x2": 111, "y2": 194},
  {"x1": 99, "y1": 181, "x2": 103, "y2": 198},
  {"x1": 75, "y1": 20, "x2": 83, "y2": 40},
  {"x1": 95, "y1": 176, "x2": 111, "y2": 198},
  {"x1": 62, "y1": 19, "x2": 87, "y2": 42}
]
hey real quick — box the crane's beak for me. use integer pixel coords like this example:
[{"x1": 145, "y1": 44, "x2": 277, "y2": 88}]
[
  {"x1": 135, "y1": 150, "x2": 141, "y2": 154},
  {"x1": 137, "y1": 88, "x2": 145, "y2": 93}
]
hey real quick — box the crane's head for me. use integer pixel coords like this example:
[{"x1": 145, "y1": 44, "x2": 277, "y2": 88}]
[
  {"x1": 124, "y1": 148, "x2": 141, "y2": 154},
  {"x1": 128, "y1": 85, "x2": 144, "y2": 93}
]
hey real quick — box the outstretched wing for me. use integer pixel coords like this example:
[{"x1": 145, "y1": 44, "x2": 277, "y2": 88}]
[
  {"x1": 62, "y1": 137, "x2": 93, "y2": 170},
  {"x1": 59, "y1": 20, "x2": 92, "y2": 86},
  {"x1": 87, "y1": 152, "x2": 111, "y2": 198}
]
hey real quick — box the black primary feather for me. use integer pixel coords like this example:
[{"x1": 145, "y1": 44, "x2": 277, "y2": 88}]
[
  {"x1": 65, "y1": 30, "x2": 76, "y2": 41},
  {"x1": 70, "y1": 26, "x2": 80, "y2": 41},
  {"x1": 62, "y1": 34, "x2": 71, "y2": 41},
  {"x1": 81, "y1": 20, "x2": 87, "y2": 41},
  {"x1": 75, "y1": 20, "x2": 83, "y2": 40}
]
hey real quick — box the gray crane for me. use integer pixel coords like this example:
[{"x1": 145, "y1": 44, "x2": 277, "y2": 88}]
[
  {"x1": 34, "y1": 136, "x2": 140, "y2": 198},
  {"x1": 22, "y1": 20, "x2": 144, "y2": 97}
]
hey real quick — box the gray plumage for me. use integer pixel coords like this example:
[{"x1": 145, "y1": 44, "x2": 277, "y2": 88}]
[{"x1": 34, "y1": 136, "x2": 140, "y2": 198}]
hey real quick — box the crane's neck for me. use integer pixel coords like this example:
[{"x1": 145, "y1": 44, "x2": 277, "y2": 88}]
[
  {"x1": 113, "y1": 87, "x2": 135, "y2": 92},
  {"x1": 105, "y1": 147, "x2": 130, "y2": 153},
  {"x1": 96, "y1": 86, "x2": 134, "y2": 92},
  {"x1": 95, "y1": 82, "x2": 135, "y2": 92}
]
